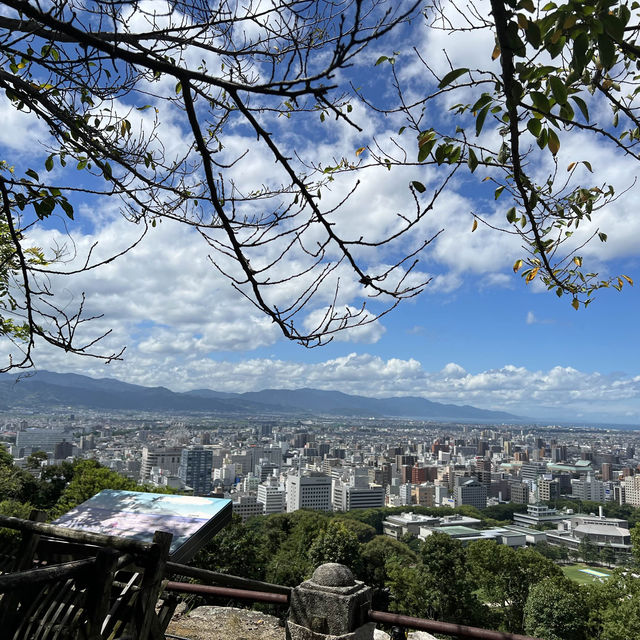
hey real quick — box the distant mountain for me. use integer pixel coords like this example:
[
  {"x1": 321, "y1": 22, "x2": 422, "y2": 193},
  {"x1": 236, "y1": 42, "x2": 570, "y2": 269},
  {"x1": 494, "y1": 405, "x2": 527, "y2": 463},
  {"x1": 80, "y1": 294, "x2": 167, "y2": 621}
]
[{"x1": 0, "y1": 371, "x2": 519, "y2": 421}]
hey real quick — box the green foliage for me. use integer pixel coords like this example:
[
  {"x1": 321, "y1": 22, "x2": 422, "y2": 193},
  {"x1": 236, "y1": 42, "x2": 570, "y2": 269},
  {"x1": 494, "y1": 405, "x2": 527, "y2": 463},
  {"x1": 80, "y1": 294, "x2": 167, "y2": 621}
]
[
  {"x1": 583, "y1": 569, "x2": 640, "y2": 640},
  {"x1": 53, "y1": 459, "x2": 139, "y2": 516},
  {"x1": 25, "y1": 450, "x2": 48, "y2": 469},
  {"x1": 394, "y1": 0, "x2": 640, "y2": 308},
  {"x1": 631, "y1": 522, "x2": 640, "y2": 564},
  {"x1": 360, "y1": 535, "x2": 417, "y2": 592},
  {"x1": 0, "y1": 443, "x2": 13, "y2": 468},
  {"x1": 387, "y1": 532, "x2": 487, "y2": 626},
  {"x1": 578, "y1": 535, "x2": 599, "y2": 564},
  {"x1": 524, "y1": 576, "x2": 588, "y2": 640},
  {"x1": 466, "y1": 540, "x2": 562, "y2": 633},
  {"x1": 194, "y1": 514, "x2": 267, "y2": 580},
  {"x1": 308, "y1": 521, "x2": 362, "y2": 573}
]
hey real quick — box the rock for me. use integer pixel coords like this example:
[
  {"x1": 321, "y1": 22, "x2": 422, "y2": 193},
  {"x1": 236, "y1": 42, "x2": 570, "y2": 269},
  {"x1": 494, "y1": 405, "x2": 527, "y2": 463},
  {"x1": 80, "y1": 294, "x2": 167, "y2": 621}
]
[
  {"x1": 407, "y1": 632, "x2": 438, "y2": 640},
  {"x1": 166, "y1": 605, "x2": 285, "y2": 640}
]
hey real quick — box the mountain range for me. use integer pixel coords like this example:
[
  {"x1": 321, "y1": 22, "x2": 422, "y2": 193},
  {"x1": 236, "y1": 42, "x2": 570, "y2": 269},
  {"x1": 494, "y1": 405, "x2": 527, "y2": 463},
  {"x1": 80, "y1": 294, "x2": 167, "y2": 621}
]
[{"x1": 0, "y1": 370, "x2": 519, "y2": 422}]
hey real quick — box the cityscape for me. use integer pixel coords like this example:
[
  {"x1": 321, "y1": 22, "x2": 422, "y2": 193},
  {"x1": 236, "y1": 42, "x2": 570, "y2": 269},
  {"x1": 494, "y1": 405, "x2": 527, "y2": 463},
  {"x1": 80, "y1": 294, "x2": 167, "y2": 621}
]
[{"x1": 4, "y1": 391, "x2": 639, "y2": 566}]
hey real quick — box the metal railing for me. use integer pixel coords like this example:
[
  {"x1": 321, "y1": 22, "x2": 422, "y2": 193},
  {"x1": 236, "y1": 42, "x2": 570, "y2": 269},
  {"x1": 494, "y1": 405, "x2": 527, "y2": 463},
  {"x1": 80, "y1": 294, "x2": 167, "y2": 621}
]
[
  {"x1": 162, "y1": 578, "x2": 542, "y2": 640},
  {"x1": 368, "y1": 610, "x2": 541, "y2": 640}
]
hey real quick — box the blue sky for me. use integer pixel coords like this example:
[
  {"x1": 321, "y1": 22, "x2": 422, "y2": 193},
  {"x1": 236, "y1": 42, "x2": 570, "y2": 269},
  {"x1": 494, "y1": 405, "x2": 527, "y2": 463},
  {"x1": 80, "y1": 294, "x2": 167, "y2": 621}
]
[{"x1": 1, "y1": 0, "x2": 639, "y2": 424}]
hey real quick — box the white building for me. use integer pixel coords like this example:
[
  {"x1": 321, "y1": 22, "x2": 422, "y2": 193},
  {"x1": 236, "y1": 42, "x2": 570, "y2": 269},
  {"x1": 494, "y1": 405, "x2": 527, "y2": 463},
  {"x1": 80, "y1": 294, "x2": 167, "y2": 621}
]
[
  {"x1": 257, "y1": 475, "x2": 286, "y2": 515},
  {"x1": 571, "y1": 475, "x2": 606, "y2": 502},
  {"x1": 140, "y1": 447, "x2": 182, "y2": 483},
  {"x1": 232, "y1": 495, "x2": 264, "y2": 522},
  {"x1": 286, "y1": 471, "x2": 331, "y2": 512}
]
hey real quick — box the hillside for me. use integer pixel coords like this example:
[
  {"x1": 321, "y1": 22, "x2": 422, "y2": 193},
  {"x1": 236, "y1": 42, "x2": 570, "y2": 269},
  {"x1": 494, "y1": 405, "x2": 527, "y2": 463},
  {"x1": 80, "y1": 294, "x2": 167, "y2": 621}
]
[{"x1": 0, "y1": 370, "x2": 519, "y2": 422}]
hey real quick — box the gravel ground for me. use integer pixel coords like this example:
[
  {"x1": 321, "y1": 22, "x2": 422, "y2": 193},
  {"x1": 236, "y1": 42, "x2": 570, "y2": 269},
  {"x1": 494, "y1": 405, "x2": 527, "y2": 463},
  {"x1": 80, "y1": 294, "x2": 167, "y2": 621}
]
[{"x1": 166, "y1": 606, "x2": 286, "y2": 640}]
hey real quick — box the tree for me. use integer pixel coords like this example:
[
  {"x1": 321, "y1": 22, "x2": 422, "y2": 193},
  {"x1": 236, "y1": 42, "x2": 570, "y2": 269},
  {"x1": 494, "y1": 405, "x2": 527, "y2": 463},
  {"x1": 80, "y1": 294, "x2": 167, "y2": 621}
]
[
  {"x1": 0, "y1": 0, "x2": 422, "y2": 369},
  {"x1": 0, "y1": 0, "x2": 636, "y2": 371},
  {"x1": 308, "y1": 520, "x2": 362, "y2": 573},
  {"x1": 601, "y1": 542, "x2": 616, "y2": 568},
  {"x1": 466, "y1": 540, "x2": 562, "y2": 633},
  {"x1": 578, "y1": 535, "x2": 599, "y2": 564},
  {"x1": 387, "y1": 532, "x2": 487, "y2": 626},
  {"x1": 359, "y1": 534, "x2": 417, "y2": 591},
  {"x1": 375, "y1": 0, "x2": 636, "y2": 310},
  {"x1": 25, "y1": 449, "x2": 47, "y2": 470},
  {"x1": 583, "y1": 568, "x2": 640, "y2": 639},
  {"x1": 53, "y1": 459, "x2": 139, "y2": 515},
  {"x1": 524, "y1": 576, "x2": 589, "y2": 640}
]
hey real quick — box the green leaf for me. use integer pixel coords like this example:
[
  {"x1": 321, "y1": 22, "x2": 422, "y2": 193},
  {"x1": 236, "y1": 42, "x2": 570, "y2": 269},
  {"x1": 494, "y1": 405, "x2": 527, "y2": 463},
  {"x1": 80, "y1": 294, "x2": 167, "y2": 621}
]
[
  {"x1": 60, "y1": 199, "x2": 74, "y2": 220},
  {"x1": 537, "y1": 127, "x2": 548, "y2": 149},
  {"x1": 549, "y1": 75, "x2": 568, "y2": 104},
  {"x1": 506, "y1": 207, "x2": 518, "y2": 223},
  {"x1": 411, "y1": 181, "x2": 426, "y2": 193},
  {"x1": 375, "y1": 56, "x2": 388, "y2": 66},
  {"x1": 525, "y1": 21, "x2": 541, "y2": 48},
  {"x1": 25, "y1": 169, "x2": 39, "y2": 180},
  {"x1": 527, "y1": 118, "x2": 542, "y2": 137},
  {"x1": 467, "y1": 148, "x2": 478, "y2": 172},
  {"x1": 103, "y1": 162, "x2": 112, "y2": 180},
  {"x1": 76, "y1": 158, "x2": 88, "y2": 170},
  {"x1": 495, "y1": 185, "x2": 505, "y2": 200},
  {"x1": 547, "y1": 129, "x2": 560, "y2": 155},
  {"x1": 571, "y1": 96, "x2": 589, "y2": 121},
  {"x1": 475, "y1": 104, "x2": 490, "y2": 136},
  {"x1": 417, "y1": 131, "x2": 437, "y2": 162},
  {"x1": 597, "y1": 34, "x2": 615, "y2": 70},
  {"x1": 572, "y1": 31, "x2": 590, "y2": 73},
  {"x1": 531, "y1": 92, "x2": 550, "y2": 114},
  {"x1": 438, "y1": 68, "x2": 469, "y2": 89},
  {"x1": 175, "y1": 81, "x2": 182, "y2": 94},
  {"x1": 45, "y1": 155, "x2": 54, "y2": 172}
]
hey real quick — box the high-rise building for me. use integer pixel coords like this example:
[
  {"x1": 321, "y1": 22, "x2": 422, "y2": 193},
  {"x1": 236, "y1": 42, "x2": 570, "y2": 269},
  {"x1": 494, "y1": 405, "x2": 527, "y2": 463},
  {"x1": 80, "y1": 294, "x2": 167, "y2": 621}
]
[
  {"x1": 257, "y1": 476, "x2": 286, "y2": 515},
  {"x1": 232, "y1": 495, "x2": 264, "y2": 521},
  {"x1": 538, "y1": 477, "x2": 560, "y2": 502},
  {"x1": 455, "y1": 478, "x2": 487, "y2": 509},
  {"x1": 572, "y1": 475, "x2": 606, "y2": 502},
  {"x1": 178, "y1": 446, "x2": 213, "y2": 496},
  {"x1": 286, "y1": 471, "x2": 331, "y2": 512},
  {"x1": 140, "y1": 447, "x2": 182, "y2": 483}
]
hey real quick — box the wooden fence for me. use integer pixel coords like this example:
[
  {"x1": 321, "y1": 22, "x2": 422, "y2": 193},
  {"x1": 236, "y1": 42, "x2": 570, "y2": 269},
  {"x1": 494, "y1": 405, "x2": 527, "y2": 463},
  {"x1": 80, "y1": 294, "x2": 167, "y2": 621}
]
[{"x1": 0, "y1": 512, "x2": 172, "y2": 640}]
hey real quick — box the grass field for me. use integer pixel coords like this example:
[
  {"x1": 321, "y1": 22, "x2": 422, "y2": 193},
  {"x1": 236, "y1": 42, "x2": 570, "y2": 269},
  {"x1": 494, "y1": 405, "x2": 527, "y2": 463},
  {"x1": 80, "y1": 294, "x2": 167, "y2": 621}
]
[{"x1": 562, "y1": 563, "x2": 612, "y2": 585}]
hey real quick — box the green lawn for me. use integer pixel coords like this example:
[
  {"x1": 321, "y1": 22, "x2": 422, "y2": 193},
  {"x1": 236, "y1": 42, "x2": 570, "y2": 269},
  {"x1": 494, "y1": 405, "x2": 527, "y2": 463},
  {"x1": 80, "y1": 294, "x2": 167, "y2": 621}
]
[{"x1": 562, "y1": 563, "x2": 612, "y2": 585}]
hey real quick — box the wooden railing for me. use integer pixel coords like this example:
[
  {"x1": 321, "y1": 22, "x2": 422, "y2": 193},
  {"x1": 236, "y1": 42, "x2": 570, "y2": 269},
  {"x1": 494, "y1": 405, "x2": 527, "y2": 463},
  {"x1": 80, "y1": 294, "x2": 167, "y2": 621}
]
[{"x1": 0, "y1": 512, "x2": 171, "y2": 640}]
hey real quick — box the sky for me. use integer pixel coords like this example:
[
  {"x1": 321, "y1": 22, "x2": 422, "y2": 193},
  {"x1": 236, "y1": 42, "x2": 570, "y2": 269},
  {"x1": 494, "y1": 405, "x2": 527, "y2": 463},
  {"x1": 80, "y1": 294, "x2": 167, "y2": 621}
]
[{"x1": 1, "y1": 0, "x2": 639, "y2": 424}]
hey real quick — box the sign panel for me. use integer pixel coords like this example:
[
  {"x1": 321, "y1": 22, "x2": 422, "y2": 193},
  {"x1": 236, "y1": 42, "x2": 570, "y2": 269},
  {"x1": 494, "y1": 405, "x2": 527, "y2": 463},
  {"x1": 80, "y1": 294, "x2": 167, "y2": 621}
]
[{"x1": 53, "y1": 489, "x2": 232, "y2": 562}]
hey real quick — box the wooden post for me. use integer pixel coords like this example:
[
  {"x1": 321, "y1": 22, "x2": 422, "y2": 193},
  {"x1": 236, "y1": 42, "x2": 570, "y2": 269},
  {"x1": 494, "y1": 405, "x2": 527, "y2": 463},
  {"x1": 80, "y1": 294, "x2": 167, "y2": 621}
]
[
  {"x1": 0, "y1": 509, "x2": 47, "y2": 633},
  {"x1": 85, "y1": 547, "x2": 120, "y2": 640},
  {"x1": 12, "y1": 509, "x2": 46, "y2": 571},
  {"x1": 134, "y1": 530, "x2": 172, "y2": 640}
]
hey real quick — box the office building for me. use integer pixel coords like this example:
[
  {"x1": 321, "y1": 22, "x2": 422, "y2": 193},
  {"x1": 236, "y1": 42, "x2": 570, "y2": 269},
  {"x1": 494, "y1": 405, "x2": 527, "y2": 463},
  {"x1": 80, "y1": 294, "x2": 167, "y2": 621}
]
[
  {"x1": 140, "y1": 447, "x2": 182, "y2": 483},
  {"x1": 178, "y1": 446, "x2": 213, "y2": 496},
  {"x1": 257, "y1": 475, "x2": 286, "y2": 515},
  {"x1": 286, "y1": 471, "x2": 331, "y2": 512}
]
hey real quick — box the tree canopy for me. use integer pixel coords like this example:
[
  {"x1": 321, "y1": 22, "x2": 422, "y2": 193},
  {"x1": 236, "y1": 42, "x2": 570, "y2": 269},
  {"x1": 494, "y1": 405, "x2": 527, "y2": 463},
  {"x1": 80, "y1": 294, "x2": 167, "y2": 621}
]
[{"x1": 0, "y1": 0, "x2": 636, "y2": 369}]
